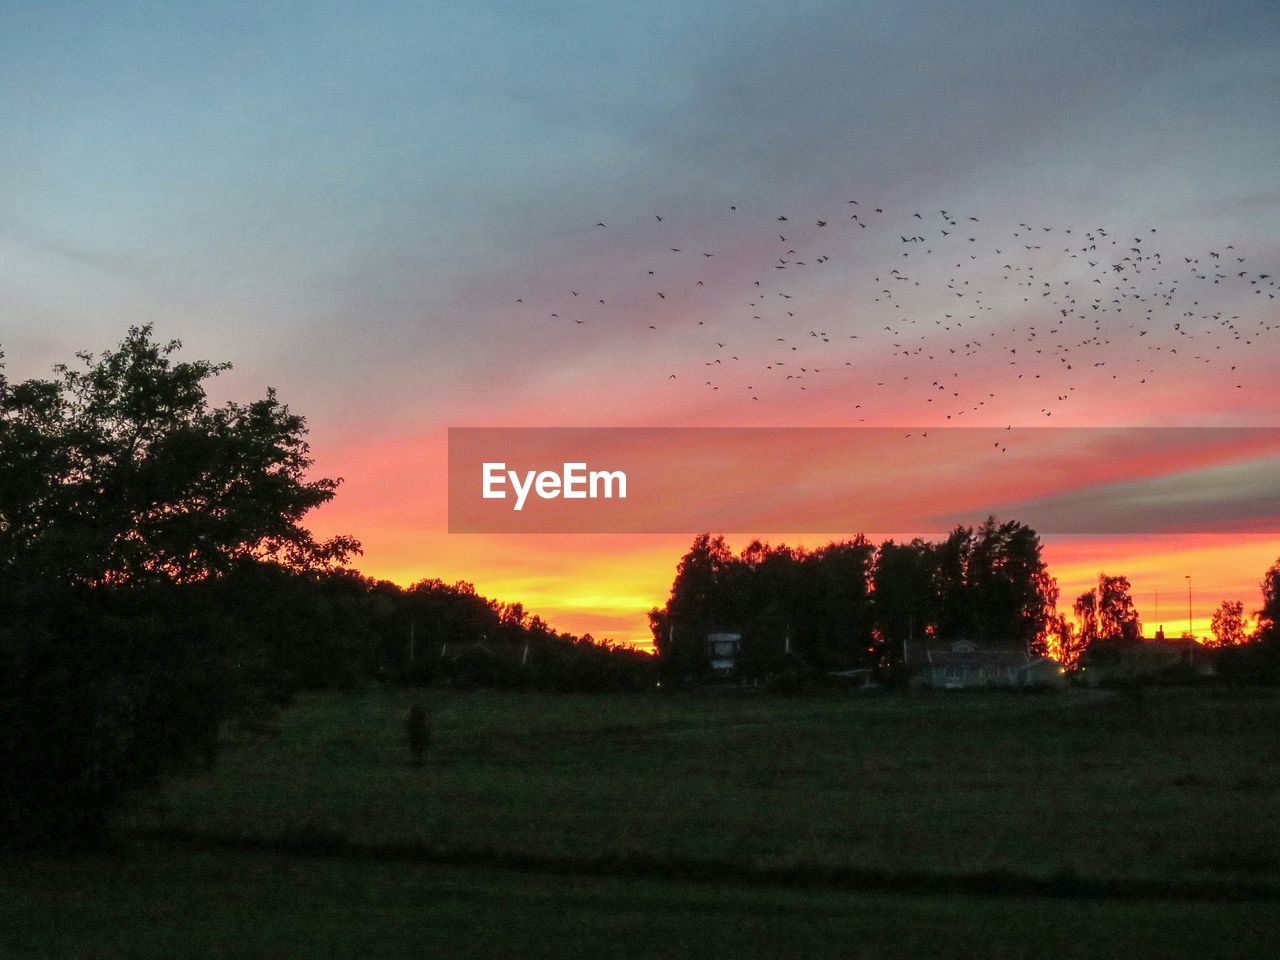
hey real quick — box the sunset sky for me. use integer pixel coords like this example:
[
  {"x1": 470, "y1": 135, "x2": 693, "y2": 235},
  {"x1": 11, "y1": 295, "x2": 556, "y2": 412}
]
[{"x1": 3, "y1": 1, "x2": 1279, "y2": 646}]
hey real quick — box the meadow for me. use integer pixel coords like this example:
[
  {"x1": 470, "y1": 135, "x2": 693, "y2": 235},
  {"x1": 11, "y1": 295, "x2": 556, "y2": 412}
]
[{"x1": 5, "y1": 685, "x2": 1280, "y2": 957}]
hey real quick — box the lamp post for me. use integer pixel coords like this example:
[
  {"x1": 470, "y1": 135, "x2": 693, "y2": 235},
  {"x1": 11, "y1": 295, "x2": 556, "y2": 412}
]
[{"x1": 1185, "y1": 575, "x2": 1193, "y2": 640}]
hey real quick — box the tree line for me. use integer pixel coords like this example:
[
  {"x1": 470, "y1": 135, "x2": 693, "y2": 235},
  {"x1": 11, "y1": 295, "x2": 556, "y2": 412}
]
[
  {"x1": 648, "y1": 529, "x2": 1280, "y2": 681},
  {"x1": 649, "y1": 521, "x2": 1061, "y2": 681}
]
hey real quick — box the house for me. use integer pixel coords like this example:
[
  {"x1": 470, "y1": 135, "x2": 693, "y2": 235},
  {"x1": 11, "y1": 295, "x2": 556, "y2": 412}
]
[
  {"x1": 906, "y1": 638, "x2": 1064, "y2": 689},
  {"x1": 707, "y1": 630, "x2": 742, "y2": 677},
  {"x1": 1082, "y1": 634, "x2": 1210, "y2": 684},
  {"x1": 1018, "y1": 655, "x2": 1068, "y2": 688}
]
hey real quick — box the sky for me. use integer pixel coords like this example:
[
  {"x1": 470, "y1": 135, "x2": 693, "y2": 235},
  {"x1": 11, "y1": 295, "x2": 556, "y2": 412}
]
[{"x1": 3, "y1": 0, "x2": 1279, "y2": 646}]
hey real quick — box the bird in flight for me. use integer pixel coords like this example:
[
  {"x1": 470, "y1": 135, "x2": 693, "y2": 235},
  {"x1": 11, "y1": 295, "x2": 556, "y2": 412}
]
[{"x1": 519, "y1": 197, "x2": 1273, "y2": 422}]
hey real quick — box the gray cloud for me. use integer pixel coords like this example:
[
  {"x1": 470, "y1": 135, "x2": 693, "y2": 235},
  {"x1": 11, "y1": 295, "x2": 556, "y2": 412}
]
[{"x1": 941, "y1": 453, "x2": 1280, "y2": 533}]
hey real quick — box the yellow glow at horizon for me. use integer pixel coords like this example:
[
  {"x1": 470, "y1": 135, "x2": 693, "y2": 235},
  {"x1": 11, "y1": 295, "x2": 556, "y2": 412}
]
[{"x1": 349, "y1": 530, "x2": 1280, "y2": 652}]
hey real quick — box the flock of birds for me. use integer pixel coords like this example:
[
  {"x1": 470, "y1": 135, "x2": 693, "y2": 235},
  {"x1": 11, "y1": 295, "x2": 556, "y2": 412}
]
[{"x1": 509, "y1": 198, "x2": 1277, "y2": 432}]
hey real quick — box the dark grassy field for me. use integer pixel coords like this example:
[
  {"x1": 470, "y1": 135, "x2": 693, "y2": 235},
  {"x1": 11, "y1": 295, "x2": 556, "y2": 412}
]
[
  {"x1": 6, "y1": 842, "x2": 1280, "y2": 960},
  {"x1": 5, "y1": 686, "x2": 1280, "y2": 957}
]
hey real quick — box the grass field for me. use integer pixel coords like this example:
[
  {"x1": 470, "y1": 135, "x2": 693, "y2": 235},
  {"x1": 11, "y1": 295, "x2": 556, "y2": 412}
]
[
  {"x1": 5, "y1": 686, "x2": 1280, "y2": 957},
  {"x1": 6, "y1": 842, "x2": 1280, "y2": 960}
]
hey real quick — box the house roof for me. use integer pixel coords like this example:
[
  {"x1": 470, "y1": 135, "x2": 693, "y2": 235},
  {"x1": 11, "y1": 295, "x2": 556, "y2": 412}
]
[
  {"x1": 925, "y1": 649, "x2": 1029, "y2": 670},
  {"x1": 1141, "y1": 638, "x2": 1199, "y2": 652},
  {"x1": 707, "y1": 630, "x2": 742, "y2": 642},
  {"x1": 904, "y1": 639, "x2": 1030, "y2": 670}
]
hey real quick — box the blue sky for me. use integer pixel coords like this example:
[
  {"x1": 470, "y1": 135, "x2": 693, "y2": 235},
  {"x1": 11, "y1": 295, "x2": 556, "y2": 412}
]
[{"x1": 5, "y1": 1, "x2": 1277, "y2": 412}]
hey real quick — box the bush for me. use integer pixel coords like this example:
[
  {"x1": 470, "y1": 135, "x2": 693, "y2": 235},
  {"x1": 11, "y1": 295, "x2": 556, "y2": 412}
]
[{"x1": 0, "y1": 584, "x2": 229, "y2": 849}]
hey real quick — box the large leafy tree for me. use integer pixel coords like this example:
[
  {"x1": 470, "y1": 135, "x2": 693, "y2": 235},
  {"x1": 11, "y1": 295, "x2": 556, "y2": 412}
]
[
  {"x1": 1210, "y1": 600, "x2": 1248, "y2": 648},
  {"x1": 872, "y1": 538, "x2": 937, "y2": 656},
  {"x1": 925, "y1": 518, "x2": 1057, "y2": 653},
  {"x1": 1076, "y1": 574, "x2": 1142, "y2": 648},
  {"x1": 965, "y1": 517, "x2": 1058, "y2": 655},
  {"x1": 1096, "y1": 574, "x2": 1142, "y2": 644},
  {"x1": 1215, "y1": 559, "x2": 1280, "y2": 683},
  {"x1": 796, "y1": 538, "x2": 877, "y2": 670},
  {"x1": 931, "y1": 525, "x2": 973, "y2": 642},
  {"x1": 1048, "y1": 614, "x2": 1083, "y2": 669},
  {"x1": 649, "y1": 533, "x2": 736, "y2": 678},
  {"x1": 0, "y1": 326, "x2": 357, "y2": 586},
  {"x1": 0, "y1": 327, "x2": 358, "y2": 846},
  {"x1": 1073, "y1": 589, "x2": 1100, "y2": 647}
]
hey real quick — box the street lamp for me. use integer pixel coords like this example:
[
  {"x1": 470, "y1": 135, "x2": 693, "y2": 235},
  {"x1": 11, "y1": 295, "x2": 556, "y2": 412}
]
[{"x1": 1185, "y1": 574, "x2": 1192, "y2": 640}]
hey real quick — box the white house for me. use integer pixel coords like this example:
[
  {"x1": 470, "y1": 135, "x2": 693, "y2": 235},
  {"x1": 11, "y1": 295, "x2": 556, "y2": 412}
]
[{"x1": 906, "y1": 638, "x2": 1064, "y2": 689}]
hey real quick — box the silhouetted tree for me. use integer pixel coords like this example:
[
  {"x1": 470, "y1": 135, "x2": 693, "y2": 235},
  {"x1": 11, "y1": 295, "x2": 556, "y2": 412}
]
[
  {"x1": 1210, "y1": 600, "x2": 1247, "y2": 648},
  {"x1": 796, "y1": 538, "x2": 877, "y2": 669},
  {"x1": 1217, "y1": 559, "x2": 1280, "y2": 683},
  {"x1": 965, "y1": 518, "x2": 1058, "y2": 654},
  {"x1": 1258, "y1": 559, "x2": 1280, "y2": 646},
  {"x1": 738, "y1": 541, "x2": 801, "y2": 675},
  {"x1": 932, "y1": 525, "x2": 973, "y2": 642},
  {"x1": 651, "y1": 533, "x2": 736, "y2": 678},
  {"x1": 1078, "y1": 573, "x2": 1143, "y2": 675},
  {"x1": 1073, "y1": 589, "x2": 1100, "y2": 647},
  {"x1": 1048, "y1": 613, "x2": 1083, "y2": 669},
  {"x1": 1096, "y1": 574, "x2": 1142, "y2": 644},
  {"x1": 0, "y1": 326, "x2": 357, "y2": 587},
  {"x1": 0, "y1": 327, "x2": 357, "y2": 847},
  {"x1": 652, "y1": 519, "x2": 1055, "y2": 679},
  {"x1": 916, "y1": 519, "x2": 1057, "y2": 652},
  {"x1": 872, "y1": 538, "x2": 936, "y2": 661}
]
